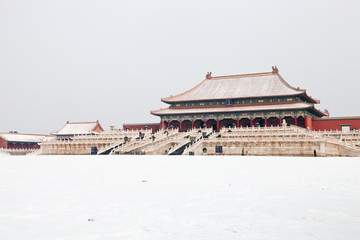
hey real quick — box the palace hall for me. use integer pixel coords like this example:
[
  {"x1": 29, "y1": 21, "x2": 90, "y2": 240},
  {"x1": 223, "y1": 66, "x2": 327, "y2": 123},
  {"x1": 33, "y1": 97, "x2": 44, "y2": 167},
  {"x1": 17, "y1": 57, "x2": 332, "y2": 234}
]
[{"x1": 151, "y1": 67, "x2": 327, "y2": 132}]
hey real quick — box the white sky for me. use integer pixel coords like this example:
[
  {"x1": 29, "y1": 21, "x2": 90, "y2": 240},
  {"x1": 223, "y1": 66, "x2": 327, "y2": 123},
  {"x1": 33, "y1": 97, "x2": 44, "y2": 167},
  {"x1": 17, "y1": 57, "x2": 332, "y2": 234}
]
[{"x1": 1, "y1": 0, "x2": 360, "y2": 134}]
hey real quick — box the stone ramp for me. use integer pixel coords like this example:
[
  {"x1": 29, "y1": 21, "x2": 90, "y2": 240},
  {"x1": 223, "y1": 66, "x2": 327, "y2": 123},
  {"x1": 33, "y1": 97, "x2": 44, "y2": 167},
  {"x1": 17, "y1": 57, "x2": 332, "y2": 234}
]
[
  {"x1": 97, "y1": 141, "x2": 123, "y2": 155},
  {"x1": 168, "y1": 139, "x2": 191, "y2": 155},
  {"x1": 112, "y1": 129, "x2": 181, "y2": 155}
]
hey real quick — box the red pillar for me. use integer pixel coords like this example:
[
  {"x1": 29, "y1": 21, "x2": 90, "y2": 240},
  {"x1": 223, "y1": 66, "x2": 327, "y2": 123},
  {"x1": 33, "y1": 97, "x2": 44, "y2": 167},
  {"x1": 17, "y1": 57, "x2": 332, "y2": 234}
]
[
  {"x1": 294, "y1": 116, "x2": 298, "y2": 126},
  {"x1": 168, "y1": 122, "x2": 171, "y2": 130},
  {"x1": 179, "y1": 120, "x2": 183, "y2": 132},
  {"x1": 217, "y1": 119, "x2": 220, "y2": 131},
  {"x1": 237, "y1": 118, "x2": 240, "y2": 127},
  {"x1": 305, "y1": 116, "x2": 312, "y2": 129},
  {"x1": 192, "y1": 120, "x2": 194, "y2": 129},
  {"x1": 279, "y1": 116, "x2": 282, "y2": 126},
  {"x1": 265, "y1": 117, "x2": 268, "y2": 127},
  {"x1": 250, "y1": 118, "x2": 254, "y2": 127},
  {"x1": 204, "y1": 119, "x2": 207, "y2": 128},
  {"x1": 160, "y1": 121, "x2": 163, "y2": 129}
]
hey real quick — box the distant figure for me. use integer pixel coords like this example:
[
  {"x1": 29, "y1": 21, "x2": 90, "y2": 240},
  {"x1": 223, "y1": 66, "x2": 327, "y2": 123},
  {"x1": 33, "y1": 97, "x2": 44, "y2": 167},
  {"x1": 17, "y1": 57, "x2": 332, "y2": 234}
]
[{"x1": 314, "y1": 150, "x2": 317, "y2": 157}]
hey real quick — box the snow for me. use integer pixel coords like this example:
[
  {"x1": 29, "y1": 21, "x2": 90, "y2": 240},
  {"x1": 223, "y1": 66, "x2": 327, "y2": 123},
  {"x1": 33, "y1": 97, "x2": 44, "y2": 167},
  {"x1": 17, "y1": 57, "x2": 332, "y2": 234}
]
[
  {"x1": 162, "y1": 73, "x2": 302, "y2": 102},
  {"x1": 54, "y1": 122, "x2": 99, "y2": 135},
  {"x1": 0, "y1": 133, "x2": 47, "y2": 143},
  {"x1": 0, "y1": 155, "x2": 359, "y2": 240}
]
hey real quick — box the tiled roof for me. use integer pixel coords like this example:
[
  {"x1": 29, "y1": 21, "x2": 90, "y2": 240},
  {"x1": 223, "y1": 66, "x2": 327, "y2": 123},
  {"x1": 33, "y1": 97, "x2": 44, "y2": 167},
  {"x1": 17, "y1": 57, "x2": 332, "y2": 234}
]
[
  {"x1": 162, "y1": 72, "x2": 307, "y2": 103},
  {"x1": 151, "y1": 102, "x2": 319, "y2": 116},
  {"x1": 53, "y1": 121, "x2": 102, "y2": 136},
  {"x1": 0, "y1": 133, "x2": 48, "y2": 143}
]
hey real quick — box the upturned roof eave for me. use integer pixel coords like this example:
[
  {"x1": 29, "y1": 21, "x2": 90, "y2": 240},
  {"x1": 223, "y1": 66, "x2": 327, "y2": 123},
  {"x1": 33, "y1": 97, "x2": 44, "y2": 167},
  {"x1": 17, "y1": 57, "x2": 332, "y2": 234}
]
[
  {"x1": 276, "y1": 74, "x2": 320, "y2": 104},
  {"x1": 303, "y1": 93, "x2": 320, "y2": 104},
  {"x1": 310, "y1": 107, "x2": 327, "y2": 117},
  {"x1": 161, "y1": 77, "x2": 208, "y2": 103},
  {"x1": 150, "y1": 110, "x2": 162, "y2": 117}
]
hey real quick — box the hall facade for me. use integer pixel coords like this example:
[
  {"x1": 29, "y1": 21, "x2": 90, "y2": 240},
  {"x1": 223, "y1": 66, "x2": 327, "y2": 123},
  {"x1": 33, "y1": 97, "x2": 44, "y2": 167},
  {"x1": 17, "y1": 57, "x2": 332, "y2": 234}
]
[{"x1": 151, "y1": 67, "x2": 327, "y2": 131}]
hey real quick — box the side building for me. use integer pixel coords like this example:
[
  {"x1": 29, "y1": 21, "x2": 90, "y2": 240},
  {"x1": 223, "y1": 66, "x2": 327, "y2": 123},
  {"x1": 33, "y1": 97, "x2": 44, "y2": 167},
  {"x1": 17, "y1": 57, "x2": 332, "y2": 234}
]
[
  {"x1": 0, "y1": 132, "x2": 50, "y2": 155},
  {"x1": 41, "y1": 120, "x2": 130, "y2": 155},
  {"x1": 51, "y1": 121, "x2": 104, "y2": 140}
]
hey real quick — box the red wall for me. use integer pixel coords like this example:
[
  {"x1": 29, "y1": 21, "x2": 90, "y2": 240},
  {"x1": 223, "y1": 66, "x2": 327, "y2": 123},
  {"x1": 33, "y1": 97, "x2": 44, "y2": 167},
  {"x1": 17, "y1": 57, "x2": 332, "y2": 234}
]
[
  {"x1": 312, "y1": 118, "x2": 360, "y2": 131},
  {"x1": 0, "y1": 137, "x2": 8, "y2": 148},
  {"x1": 5, "y1": 142, "x2": 39, "y2": 149},
  {"x1": 123, "y1": 123, "x2": 160, "y2": 133}
]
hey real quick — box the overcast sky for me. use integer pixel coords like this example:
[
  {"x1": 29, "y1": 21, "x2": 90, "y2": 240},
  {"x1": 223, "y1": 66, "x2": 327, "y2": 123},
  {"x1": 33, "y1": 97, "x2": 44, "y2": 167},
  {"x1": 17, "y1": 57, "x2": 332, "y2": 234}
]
[{"x1": 1, "y1": 0, "x2": 360, "y2": 134}]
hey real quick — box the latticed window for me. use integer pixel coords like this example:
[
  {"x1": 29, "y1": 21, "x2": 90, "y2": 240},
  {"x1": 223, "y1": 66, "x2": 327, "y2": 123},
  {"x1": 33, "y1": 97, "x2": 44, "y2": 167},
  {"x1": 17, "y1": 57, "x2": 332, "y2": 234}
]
[{"x1": 215, "y1": 146, "x2": 222, "y2": 154}]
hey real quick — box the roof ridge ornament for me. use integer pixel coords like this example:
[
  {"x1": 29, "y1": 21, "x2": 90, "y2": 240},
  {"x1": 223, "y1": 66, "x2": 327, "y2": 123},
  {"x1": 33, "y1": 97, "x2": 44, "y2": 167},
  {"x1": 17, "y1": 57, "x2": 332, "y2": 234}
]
[
  {"x1": 324, "y1": 109, "x2": 330, "y2": 117},
  {"x1": 206, "y1": 72, "x2": 212, "y2": 79},
  {"x1": 272, "y1": 66, "x2": 279, "y2": 73}
]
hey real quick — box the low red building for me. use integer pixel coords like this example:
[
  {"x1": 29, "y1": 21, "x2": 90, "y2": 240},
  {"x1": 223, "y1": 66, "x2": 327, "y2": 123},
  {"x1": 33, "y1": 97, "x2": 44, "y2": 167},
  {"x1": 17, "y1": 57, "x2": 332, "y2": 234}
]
[
  {"x1": 312, "y1": 117, "x2": 360, "y2": 131},
  {"x1": 123, "y1": 123, "x2": 160, "y2": 133},
  {"x1": 0, "y1": 132, "x2": 49, "y2": 150}
]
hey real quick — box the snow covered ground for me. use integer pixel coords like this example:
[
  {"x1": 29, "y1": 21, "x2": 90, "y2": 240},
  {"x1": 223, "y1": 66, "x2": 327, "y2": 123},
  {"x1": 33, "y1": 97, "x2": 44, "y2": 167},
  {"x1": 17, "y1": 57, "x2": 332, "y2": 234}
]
[{"x1": 0, "y1": 155, "x2": 359, "y2": 240}]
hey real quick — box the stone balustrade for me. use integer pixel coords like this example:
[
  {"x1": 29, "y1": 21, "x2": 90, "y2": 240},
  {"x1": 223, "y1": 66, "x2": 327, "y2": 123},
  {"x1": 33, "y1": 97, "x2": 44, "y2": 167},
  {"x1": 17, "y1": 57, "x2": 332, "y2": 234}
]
[{"x1": 39, "y1": 125, "x2": 360, "y2": 156}]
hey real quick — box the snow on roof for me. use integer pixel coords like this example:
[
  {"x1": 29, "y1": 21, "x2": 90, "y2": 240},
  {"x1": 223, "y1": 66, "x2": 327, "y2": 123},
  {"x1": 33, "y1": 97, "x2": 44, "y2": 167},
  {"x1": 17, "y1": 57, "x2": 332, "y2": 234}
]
[
  {"x1": 0, "y1": 133, "x2": 48, "y2": 143},
  {"x1": 162, "y1": 72, "x2": 305, "y2": 103},
  {"x1": 53, "y1": 122, "x2": 101, "y2": 136},
  {"x1": 151, "y1": 102, "x2": 317, "y2": 115}
]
